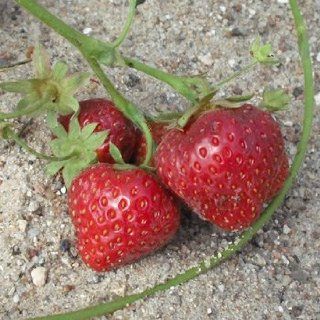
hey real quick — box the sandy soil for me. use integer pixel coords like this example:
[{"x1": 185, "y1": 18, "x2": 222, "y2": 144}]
[{"x1": 0, "y1": 0, "x2": 319, "y2": 319}]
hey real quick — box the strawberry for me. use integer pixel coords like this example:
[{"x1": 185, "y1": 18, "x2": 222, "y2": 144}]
[
  {"x1": 134, "y1": 121, "x2": 169, "y2": 165},
  {"x1": 68, "y1": 163, "x2": 180, "y2": 271},
  {"x1": 59, "y1": 98, "x2": 139, "y2": 163},
  {"x1": 155, "y1": 104, "x2": 288, "y2": 231}
]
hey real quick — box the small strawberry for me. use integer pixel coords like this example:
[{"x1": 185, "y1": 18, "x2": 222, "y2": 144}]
[
  {"x1": 155, "y1": 104, "x2": 288, "y2": 231},
  {"x1": 59, "y1": 98, "x2": 139, "y2": 163},
  {"x1": 134, "y1": 121, "x2": 169, "y2": 165},
  {"x1": 68, "y1": 163, "x2": 180, "y2": 271}
]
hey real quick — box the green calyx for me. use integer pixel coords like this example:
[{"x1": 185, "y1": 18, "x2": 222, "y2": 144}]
[
  {"x1": 0, "y1": 121, "x2": 11, "y2": 139},
  {"x1": 261, "y1": 88, "x2": 291, "y2": 111},
  {"x1": 250, "y1": 37, "x2": 279, "y2": 65},
  {"x1": 0, "y1": 45, "x2": 90, "y2": 118},
  {"x1": 46, "y1": 113, "x2": 108, "y2": 188}
]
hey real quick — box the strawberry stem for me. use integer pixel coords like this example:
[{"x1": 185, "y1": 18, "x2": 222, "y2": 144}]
[
  {"x1": 123, "y1": 57, "x2": 207, "y2": 103},
  {"x1": 112, "y1": 0, "x2": 137, "y2": 48},
  {"x1": 15, "y1": 0, "x2": 209, "y2": 103},
  {"x1": 213, "y1": 61, "x2": 258, "y2": 89},
  {"x1": 15, "y1": 0, "x2": 88, "y2": 49},
  {"x1": 3, "y1": 127, "x2": 71, "y2": 161},
  {"x1": 26, "y1": 0, "x2": 314, "y2": 319},
  {"x1": 0, "y1": 102, "x2": 42, "y2": 120}
]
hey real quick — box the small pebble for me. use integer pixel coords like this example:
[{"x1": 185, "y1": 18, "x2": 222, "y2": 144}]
[
  {"x1": 316, "y1": 52, "x2": 320, "y2": 62},
  {"x1": 217, "y1": 284, "x2": 225, "y2": 293},
  {"x1": 60, "y1": 186, "x2": 67, "y2": 194},
  {"x1": 17, "y1": 220, "x2": 27, "y2": 233},
  {"x1": 283, "y1": 225, "x2": 291, "y2": 234},
  {"x1": 13, "y1": 294, "x2": 20, "y2": 303},
  {"x1": 82, "y1": 27, "x2": 92, "y2": 35},
  {"x1": 198, "y1": 53, "x2": 213, "y2": 66},
  {"x1": 31, "y1": 267, "x2": 47, "y2": 287}
]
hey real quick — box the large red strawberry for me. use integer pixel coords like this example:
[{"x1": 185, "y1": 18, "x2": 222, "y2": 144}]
[
  {"x1": 68, "y1": 163, "x2": 180, "y2": 271},
  {"x1": 155, "y1": 104, "x2": 288, "y2": 231},
  {"x1": 59, "y1": 98, "x2": 139, "y2": 163},
  {"x1": 134, "y1": 121, "x2": 169, "y2": 165}
]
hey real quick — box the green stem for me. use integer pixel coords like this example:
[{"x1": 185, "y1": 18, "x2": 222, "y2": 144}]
[
  {"x1": 112, "y1": 0, "x2": 137, "y2": 48},
  {"x1": 16, "y1": 0, "x2": 208, "y2": 103},
  {"x1": 124, "y1": 57, "x2": 201, "y2": 103},
  {"x1": 85, "y1": 57, "x2": 153, "y2": 166},
  {"x1": 15, "y1": 0, "x2": 87, "y2": 49},
  {"x1": 4, "y1": 128, "x2": 66, "y2": 161},
  {"x1": 177, "y1": 104, "x2": 199, "y2": 127},
  {"x1": 0, "y1": 103, "x2": 41, "y2": 120},
  {"x1": 29, "y1": 0, "x2": 314, "y2": 319},
  {"x1": 214, "y1": 60, "x2": 258, "y2": 89}
]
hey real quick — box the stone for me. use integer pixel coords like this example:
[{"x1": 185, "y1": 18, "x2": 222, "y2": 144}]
[{"x1": 31, "y1": 267, "x2": 47, "y2": 287}]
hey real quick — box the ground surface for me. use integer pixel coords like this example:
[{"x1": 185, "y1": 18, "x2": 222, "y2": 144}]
[{"x1": 0, "y1": 0, "x2": 319, "y2": 319}]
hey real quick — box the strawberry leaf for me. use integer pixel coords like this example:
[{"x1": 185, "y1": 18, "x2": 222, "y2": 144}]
[
  {"x1": 0, "y1": 45, "x2": 89, "y2": 118},
  {"x1": 46, "y1": 160, "x2": 66, "y2": 176},
  {"x1": 261, "y1": 89, "x2": 291, "y2": 111},
  {"x1": 47, "y1": 116, "x2": 108, "y2": 187},
  {"x1": 251, "y1": 38, "x2": 279, "y2": 65},
  {"x1": 33, "y1": 44, "x2": 51, "y2": 78},
  {"x1": 0, "y1": 121, "x2": 10, "y2": 139},
  {"x1": 52, "y1": 61, "x2": 68, "y2": 80},
  {"x1": 109, "y1": 142, "x2": 125, "y2": 164}
]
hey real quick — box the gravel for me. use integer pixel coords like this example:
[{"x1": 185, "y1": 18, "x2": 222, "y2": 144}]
[{"x1": 0, "y1": 0, "x2": 319, "y2": 319}]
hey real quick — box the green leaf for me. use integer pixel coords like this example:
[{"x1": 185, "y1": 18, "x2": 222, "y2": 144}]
[
  {"x1": 69, "y1": 117, "x2": 81, "y2": 139},
  {"x1": 261, "y1": 88, "x2": 291, "y2": 111},
  {"x1": 224, "y1": 93, "x2": 254, "y2": 103},
  {"x1": 0, "y1": 121, "x2": 11, "y2": 139},
  {"x1": 149, "y1": 111, "x2": 183, "y2": 123},
  {"x1": 63, "y1": 72, "x2": 90, "y2": 94},
  {"x1": 62, "y1": 160, "x2": 89, "y2": 188},
  {"x1": 81, "y1": 123, "x2": 99, "y2": 139},
  {"x1": 214, "y1": 100, "x2": 244, "y2": 109},
  {"x1": 0, "y1": 45, "x2": 89, "y2": 119},
  {"x1": 109, "y1": 142, "x2": 125, "y2": 164},
  {"x1": 47, "y1": 112, "x2": 68, "y2": 138},
  {"x1": 46, "y1": 160, "x2": 65, "y2": 176},
  {"x1": 250, "y1": 38, "x2": 279, "y2": 65},
  {"x1": 86, "y1": 131, "x2": 108, "y2": 150},
  {"x1": 47, "y1": 118, "x2": 108, "y2": 188},
  {"x1": 52, "y1": 61, "x2": 69, "y2": 80},
  {"x1": 33, "y1": 44, "x2": 51, "y2": 79},
  {"x1": 0, "y1": 80, "x2": 34, "y2": 93},
  {"x1": 17, "y1": 98, "x2": 30, "y2": 110}
]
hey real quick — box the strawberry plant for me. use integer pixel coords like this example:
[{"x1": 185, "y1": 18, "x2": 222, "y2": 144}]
[{"x1": 0, "y1": 0, "x2": 315, "y2": 319}]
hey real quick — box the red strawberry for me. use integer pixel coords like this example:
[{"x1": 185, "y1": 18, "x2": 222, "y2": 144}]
[
  {"x1": 155, "y1": 104, "x2": 288, "y2": 231},
  {"x1": 134, "y1": 121, "x2": 169, "y2": 165},
  {"x1": 68, "y1": 163, "x2": 180, "y2": 271},
  {"x1": 59, "y1": 98, "x2": 139, "y2": 163}
]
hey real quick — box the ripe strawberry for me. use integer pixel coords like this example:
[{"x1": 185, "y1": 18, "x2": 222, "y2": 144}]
[
  {"x1": 134, "y1": 121, "x2": 169, "y2": 165},
  {"x1": 68, "y1": 163, "x2": 180, "y2": 271},
  {"x1": 155, "y1": 104, "x2": 288, "y2": 231},
  {"x1": 59, "y1": 98, "x2": 139, "y2": 163}
]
